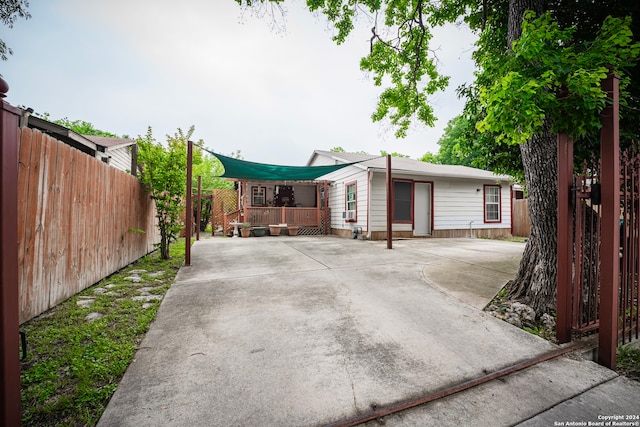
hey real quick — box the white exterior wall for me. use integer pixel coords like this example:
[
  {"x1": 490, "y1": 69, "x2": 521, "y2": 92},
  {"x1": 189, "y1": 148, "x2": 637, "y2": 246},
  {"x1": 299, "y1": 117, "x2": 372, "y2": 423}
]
[
  {"x1": 432, "y1": 177, "x2": 511, "y2": 231},
  {"x1": 315, "y1": 165, "x2": 369, "y2": 231},
  {"x1": 107, "y1": 147, "x2": 132, "y2": 173},
  {"x1": 368, "y1": 171, "x2": 511, "y2": 232}
]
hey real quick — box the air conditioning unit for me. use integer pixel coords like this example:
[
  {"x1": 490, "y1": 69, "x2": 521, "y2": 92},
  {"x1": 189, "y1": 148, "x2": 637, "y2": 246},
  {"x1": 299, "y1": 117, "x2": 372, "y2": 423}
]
[{"x1": 346, "y1": 210, "x2": 356, "y2": 221}]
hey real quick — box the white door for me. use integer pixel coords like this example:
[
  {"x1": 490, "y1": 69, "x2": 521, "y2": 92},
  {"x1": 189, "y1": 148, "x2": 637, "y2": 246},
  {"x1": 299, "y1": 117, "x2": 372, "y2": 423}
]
[{"x1": 414, "y1": 183, "x2": 432, "y2": 236}]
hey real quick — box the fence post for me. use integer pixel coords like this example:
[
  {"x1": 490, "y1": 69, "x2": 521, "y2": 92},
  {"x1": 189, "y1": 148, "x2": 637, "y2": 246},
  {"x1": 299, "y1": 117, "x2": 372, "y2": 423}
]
[
  {"x1": 556, "y1": 132, "x2": 574, "y2": 343},
  {"x1": 0, "y1": 78, "x2": 21, "y2": 427},
  {"x1": 599, "y1": 71, "x2": 620, "y2": 369}
]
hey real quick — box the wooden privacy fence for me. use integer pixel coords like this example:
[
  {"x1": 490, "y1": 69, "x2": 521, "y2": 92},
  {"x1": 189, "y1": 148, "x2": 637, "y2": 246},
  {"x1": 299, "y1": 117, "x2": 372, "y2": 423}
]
[
  {"x1": 18, "y1": 128, "x2": 160, "y2": 324},
  {"x1": 511, "y1": 198, "x2": 531, "y2": 237}
]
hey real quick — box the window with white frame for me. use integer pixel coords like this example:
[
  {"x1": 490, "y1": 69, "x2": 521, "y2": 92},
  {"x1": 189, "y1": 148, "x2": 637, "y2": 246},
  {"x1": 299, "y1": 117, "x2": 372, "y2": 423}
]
[
  {"x1": 252, "y1": 186, "x2": 266, "y2": 206},
  {"x1": 345, "y1": 182, "x2": 357, "y2": 222},
  {"x1": 484, "y1": 185, "x2": 501, "y2": 222}
]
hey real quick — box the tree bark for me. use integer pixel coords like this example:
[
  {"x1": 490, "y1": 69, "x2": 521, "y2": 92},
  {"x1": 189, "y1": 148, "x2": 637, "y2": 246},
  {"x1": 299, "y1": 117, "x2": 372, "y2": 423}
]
[
  {"x1": 507, "y1": 122, "x2": 558, "y2": 314},
  {"x1": 504, "y1": 0, "x2": 559, "y2": 316}
]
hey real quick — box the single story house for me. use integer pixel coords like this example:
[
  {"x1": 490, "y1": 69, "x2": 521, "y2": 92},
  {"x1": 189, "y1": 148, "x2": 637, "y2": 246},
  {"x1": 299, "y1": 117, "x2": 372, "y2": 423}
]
[{"x1": 308, "y1": 150, "x2": 514, "y2": 240}]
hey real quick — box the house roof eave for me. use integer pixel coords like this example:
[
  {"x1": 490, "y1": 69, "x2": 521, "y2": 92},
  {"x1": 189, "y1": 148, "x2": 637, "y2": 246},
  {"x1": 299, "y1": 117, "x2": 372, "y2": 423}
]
[{"x1": 367, "y1": 167, "x2": 512, "y2": 182}]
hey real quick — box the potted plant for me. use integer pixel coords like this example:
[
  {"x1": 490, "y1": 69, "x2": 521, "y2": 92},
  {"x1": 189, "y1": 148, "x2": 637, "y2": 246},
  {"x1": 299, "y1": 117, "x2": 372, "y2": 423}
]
[
  {"x1": 252, "y1": 226, "x2": 267, "y2": 237},
  {"x1": 269, "y1": 224, "x2": 283, "y2": 236},
  {"x1": 240, "y1": 223, "x2": 252, "y2": 238}
]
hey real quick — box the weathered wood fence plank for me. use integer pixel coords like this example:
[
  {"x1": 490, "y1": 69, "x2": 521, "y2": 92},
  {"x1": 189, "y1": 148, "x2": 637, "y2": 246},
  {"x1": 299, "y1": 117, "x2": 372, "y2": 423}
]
[
  {"x1": 511, "y1": 198, "x2": 531, "y2": 237},
  {"x1": 18, "y1": 128, "x2": 160, "y2": 324}
]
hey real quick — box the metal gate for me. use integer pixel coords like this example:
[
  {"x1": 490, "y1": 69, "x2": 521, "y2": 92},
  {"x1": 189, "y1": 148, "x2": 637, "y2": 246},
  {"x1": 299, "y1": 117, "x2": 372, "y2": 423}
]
[
  {"x1": 619, "y1": 148, "x2": 640, "y2": 344},
  {"x1": 568, "y1": 147, "x2": 640, "y2": 346}
]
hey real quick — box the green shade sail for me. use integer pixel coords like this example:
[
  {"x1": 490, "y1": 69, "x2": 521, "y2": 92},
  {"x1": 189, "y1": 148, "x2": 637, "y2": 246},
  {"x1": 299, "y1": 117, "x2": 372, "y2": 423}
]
[{"x1": 203, "y1": 149, "x2": 359, "y2": 181}]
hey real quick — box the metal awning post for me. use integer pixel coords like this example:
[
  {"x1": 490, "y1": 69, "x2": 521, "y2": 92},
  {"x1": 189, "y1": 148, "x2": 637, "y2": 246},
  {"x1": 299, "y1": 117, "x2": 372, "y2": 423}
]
[
  {"x1": 185, "y1": 140, "x2": 192, "y2": 266},
  {"x1": 196, "y1": 176, "x2": 201, "y2": 241}
]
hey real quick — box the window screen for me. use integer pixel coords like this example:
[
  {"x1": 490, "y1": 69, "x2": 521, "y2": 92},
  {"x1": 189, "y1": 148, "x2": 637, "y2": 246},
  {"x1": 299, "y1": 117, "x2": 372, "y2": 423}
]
[{"x1": 393, "y1": 181, "x2": 412, "y2": 222}]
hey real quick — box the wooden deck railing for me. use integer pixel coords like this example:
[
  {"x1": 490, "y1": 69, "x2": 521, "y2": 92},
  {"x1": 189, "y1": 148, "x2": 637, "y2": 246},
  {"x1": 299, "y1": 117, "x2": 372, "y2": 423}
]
[
  {"x1": 246, "y1": 207, "x2": 319, "y2": 227},
  {"x1": 223, "y1": 207, "x2": 323, "y2": 233}
]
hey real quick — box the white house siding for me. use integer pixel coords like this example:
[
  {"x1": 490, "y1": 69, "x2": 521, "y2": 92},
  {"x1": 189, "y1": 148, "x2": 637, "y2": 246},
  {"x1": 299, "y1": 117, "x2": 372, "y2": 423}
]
[
  {"x1": 107, "y1": 147, "x2": 132, "y2": 173},
  {"x1": 318, "y1": 165, "x2": 369, "y2": 233},
  {"x1": 308, "y1": 154, "x2": 338, "y2": 166},
  {"x1": 368, "y1": 172, "x2": 511, "y2": 234},
  {"x1": 432, "y1": 177, "x2": 511, "y2": 231}
]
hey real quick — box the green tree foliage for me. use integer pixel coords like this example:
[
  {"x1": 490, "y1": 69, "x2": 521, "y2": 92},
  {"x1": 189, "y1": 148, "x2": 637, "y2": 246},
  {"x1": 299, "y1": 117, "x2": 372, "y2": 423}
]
[
  {"x1": 421, "y1": 115, "x2": 477, "y2": 167},
  {"x1": 0, "y1": 0, "x2": 30, "y2": 61},
  {"x1": 380, "y1": 150, "x2": 410, "y2": 158},
  {"x1": 54, "y1": 118, "x2": 120, "y2": 138},
  {"x1": 192, "y1": 152, "x2": 234, "y2": 192},
  {"x1": 137, "y1": 127, "x2": 193, "y2": 259},
  {"x1": 330, "y1": 146, "x2": 371, "y2": 155},
  {"x1": 191, "y1": 151, "x2": 236, "y2": 231},
  {"x1": 31, "y1": 112, "x2": 122, "y2": 138},
  {"x1": 418, "y1": 151, "x2": 438, "y2": 163},
  {"x1": 476, "y1": 12, "x2": 640, "y2": 146}
]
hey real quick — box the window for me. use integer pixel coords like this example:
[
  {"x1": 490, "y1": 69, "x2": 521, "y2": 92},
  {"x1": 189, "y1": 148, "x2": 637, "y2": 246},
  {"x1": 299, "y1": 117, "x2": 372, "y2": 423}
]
[
  {"x1": 252, "y1": 186, "x2": 266, "y2": 206},
  {"x1": 393, "y1": 180, "x2": 412, "y2": 222},
  {"x1": 345, "y1": 181, "x2": 357, "y2": 222},
  {"x1": 484, "y1": 185, "x2": 501, "y2": 222}
]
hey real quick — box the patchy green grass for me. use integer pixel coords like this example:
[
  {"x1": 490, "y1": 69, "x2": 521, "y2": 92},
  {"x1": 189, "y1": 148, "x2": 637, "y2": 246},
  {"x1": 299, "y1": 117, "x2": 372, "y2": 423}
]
[
  {"x1": 617, "y1": 346, "x2": 640, "y2": 381},
  {"x1": 20, "y1": 239, "x2": 186, "y2": 427}
]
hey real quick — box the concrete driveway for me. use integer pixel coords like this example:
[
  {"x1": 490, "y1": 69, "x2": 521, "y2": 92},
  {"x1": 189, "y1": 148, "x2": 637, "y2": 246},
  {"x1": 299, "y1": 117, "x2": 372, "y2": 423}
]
[{"x1": 98, "y1": 236, "x2": 632, "y2": 427}]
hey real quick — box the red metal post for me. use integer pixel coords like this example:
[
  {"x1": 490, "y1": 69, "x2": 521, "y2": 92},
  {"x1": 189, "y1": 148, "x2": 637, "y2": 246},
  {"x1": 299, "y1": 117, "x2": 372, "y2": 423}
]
[
  {"x1": 386, "y1": 154, "x2": 392, "y2": 249},
  {"x1": 316, "y1": 183, "x2": 321, "y2": 228},
  {"x1": 0, "y1": 79, "x2": 21, "y2": 427},
  {"x1": 196, "y1": 176, "x2": 201, "y2": 241},
  {"x1": 599, "y1": 72, "x2": 620, "y2": 369},
  {"x1": 324, "y1": 180, "x2": 328, "y2": 235},
  {"x1": 185, "y1": 141, "x2": 192, "y2": 266},
  {"x1": 556, "y1": 132, "x2": 574, "y2": 343}
]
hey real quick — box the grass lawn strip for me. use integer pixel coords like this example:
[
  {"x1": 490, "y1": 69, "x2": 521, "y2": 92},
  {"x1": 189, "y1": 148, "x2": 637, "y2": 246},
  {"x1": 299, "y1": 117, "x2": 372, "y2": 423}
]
[{"x1": 20, "y1": 239, "x2": 186, "y2": 426}]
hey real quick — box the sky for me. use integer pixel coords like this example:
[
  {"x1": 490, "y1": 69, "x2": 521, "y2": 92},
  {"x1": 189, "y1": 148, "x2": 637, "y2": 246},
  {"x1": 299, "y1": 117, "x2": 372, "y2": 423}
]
[{"x1": 2, "y1": 0, "x2": 478, "y2": 165}]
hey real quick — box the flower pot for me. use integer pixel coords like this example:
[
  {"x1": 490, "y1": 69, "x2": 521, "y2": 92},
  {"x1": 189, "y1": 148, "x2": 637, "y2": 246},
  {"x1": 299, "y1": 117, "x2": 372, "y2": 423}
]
[
  {"x1": 287, "y1": 226, "x2": 299, "y2": 236},
  {"x1": 240, "y1": 228, "x2": 251, "y2": 238},
  {"x1": 269, "y1": 226, "x2": 282, "y2": 236},
  {"x1": 252, "y1": 227, "x2": 266, "y2": 237}
]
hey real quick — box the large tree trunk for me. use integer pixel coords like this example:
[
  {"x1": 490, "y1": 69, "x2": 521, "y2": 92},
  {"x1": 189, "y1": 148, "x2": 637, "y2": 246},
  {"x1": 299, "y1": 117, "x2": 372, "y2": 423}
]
[
  {"x1": 507, "y1": 122, "x2": 558, "y2": 314},
  {"x1": 504, "y1": 0, "x2": 558, "y2": 316}
]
